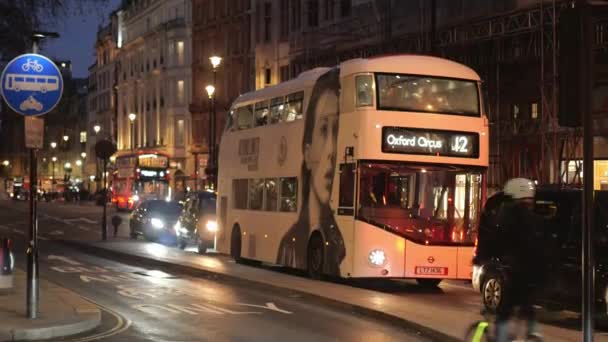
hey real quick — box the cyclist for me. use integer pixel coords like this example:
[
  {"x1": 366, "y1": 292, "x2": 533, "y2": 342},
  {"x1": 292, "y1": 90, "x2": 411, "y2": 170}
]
[{"x1": 494, "y1": 178, "x2": 545, "y2": 341}]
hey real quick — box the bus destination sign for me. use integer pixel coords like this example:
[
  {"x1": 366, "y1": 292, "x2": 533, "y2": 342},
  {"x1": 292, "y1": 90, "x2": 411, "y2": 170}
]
[{"x1": 382, "y1": 127, "x2": 479, "y2": 158}]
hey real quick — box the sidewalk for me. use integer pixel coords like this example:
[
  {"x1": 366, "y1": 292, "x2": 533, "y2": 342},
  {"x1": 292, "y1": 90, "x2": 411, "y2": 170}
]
[
  {"x1": 63, "y1": 239, "x2": 608, "y2": 341},
  {"x1": 0, "y1": 270, "x2": 101, "y2": 341}
]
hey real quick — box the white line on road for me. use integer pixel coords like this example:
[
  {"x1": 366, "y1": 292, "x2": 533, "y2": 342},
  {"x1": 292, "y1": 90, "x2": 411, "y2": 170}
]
[
  {"x1": 77, "y1": 226, "x2": 91, "y2": 232},
  {"x1": 11, "y1": 229, "x2": 25, "y2": 235},
  {"x1": 48, "y1": 255, "x2": 82, "y2": 265},
  {"x1": 38, "y1": 236, "x2": 49, "y2": 241},
  {"x1": 49, "y1": 230, "x2": 64, "y2": 236},
  {"x1": 0, "y1": 225, "x2": 10, "y2": 231}
]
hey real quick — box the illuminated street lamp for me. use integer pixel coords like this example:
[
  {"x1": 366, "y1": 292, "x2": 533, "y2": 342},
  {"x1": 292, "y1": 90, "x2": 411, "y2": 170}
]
[
  {"x1": 129, "y1": 113, "x2": 137, "y2": 151},
  {"x1": 209, "y1": 56, "x2": 222, "y2": 70},
  {"x1": 81, "y1": 152, "x2": 86, "y2": 159},
  {"x1": 50, "y1": 142, "x2": 57, "y2": 149},
  {"x1": 2, "y1": 160, "x2": 9, "y2": 167},
  {"x1": 205, "y1": 85, "x2": 215, "y2": 98},
  {"x1": 63, "y1": 135, "x2": 69, "y2": 142},
  {"x1": 75, "y1": 160, "x2": 82, "y2": 166},
  {"x1": 93, "y1": 125, "x2": 101, "y2": 134}
]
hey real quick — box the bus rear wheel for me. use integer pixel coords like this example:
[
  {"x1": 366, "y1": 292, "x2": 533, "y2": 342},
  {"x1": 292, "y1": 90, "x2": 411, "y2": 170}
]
[
  {"x1": 307, "y1": 234, "x2": 324, "y2": 280},
  {"x1": 230, "y1": 225, "x2": 242, "y2": 263},
  {"x1": 416, "y1": 278, "x2": 442, "y2": 288}
]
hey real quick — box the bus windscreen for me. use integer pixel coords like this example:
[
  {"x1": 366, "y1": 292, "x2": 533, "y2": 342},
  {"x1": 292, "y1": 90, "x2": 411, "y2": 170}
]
[
  {"x1": 358, "y1": 162, "x2": 482, "y2": 245},
  {"x1": 376, "y1": 74, "x2": 479, "y2": 117}
]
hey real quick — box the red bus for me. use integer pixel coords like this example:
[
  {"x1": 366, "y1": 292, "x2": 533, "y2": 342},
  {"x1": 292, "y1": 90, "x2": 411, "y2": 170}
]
[{"x1": 111, "y1": 152, "x2": 171, "y2": 210}]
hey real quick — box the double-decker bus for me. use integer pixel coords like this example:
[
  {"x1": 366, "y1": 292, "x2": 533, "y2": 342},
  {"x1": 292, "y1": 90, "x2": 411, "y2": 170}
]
[
  {"x1": 216, "y1": 55, "x2": 488, "y2": 285},
  {"x1": 112, "y1": 152, "x2": 171, "y2": 210}
]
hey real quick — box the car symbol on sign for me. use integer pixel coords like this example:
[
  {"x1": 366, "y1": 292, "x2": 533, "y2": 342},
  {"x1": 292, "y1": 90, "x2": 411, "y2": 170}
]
[{"x1": 19, "y1": 96, "x2": 43, "y2": 111}]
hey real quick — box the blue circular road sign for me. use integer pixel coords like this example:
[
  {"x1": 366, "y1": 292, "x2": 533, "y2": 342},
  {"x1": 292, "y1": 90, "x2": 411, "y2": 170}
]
[{"x1": 0, "y1": 53, "x2": 64, "y2": 116}]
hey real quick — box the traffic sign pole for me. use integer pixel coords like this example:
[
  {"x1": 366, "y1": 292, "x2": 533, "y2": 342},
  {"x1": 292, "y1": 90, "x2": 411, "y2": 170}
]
[{"x1": 27, "y1": 40, "x2": 40, "y2": 320}]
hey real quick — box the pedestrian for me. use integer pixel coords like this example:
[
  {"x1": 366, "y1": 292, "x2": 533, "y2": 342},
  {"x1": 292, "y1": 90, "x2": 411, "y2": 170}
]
[
  {"x1": 111, "y1": 215, "x2": 122, "y2": 238},
  {"x1": 493, "y1": 178, "x2": 545, "y2": 341}
]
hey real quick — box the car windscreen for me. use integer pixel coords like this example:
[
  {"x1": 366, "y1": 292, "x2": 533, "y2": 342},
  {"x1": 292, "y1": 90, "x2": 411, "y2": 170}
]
[{"x1": 146, "y1": 201, "x2": 182, "y2": 216}]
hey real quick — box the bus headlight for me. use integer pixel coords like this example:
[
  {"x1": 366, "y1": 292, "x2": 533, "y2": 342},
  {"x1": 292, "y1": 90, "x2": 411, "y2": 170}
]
[
  {"x1": 151, "y1": 218, "x2": 164, "y2": 229},
  {"x1": 368, "y1": 249, "x2": 387, "y2": 267},
  {"x1": 206, "y1": 220, "x2": 218, "y2": 232}
]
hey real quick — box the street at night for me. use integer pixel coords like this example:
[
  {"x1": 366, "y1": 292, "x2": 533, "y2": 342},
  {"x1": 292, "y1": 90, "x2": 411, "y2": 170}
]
[{"x1": 2, "y1": 0, "x2": 608, "y2": 341}]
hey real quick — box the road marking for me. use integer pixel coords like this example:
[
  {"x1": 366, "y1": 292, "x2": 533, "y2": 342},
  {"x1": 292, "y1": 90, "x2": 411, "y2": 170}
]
[
  {"x1": 65, "y1": 217, "x2": 98, "y2": 225},
  {"x1": 38, "y1": 236, "x2": 49, "y2": 241},
  {"x1": 0, "y1": 225, "x2": 10, "y2": 231},
  {"x1": 48, "y1": 255, "x2": 82, "y2": 265},
  {"x1": 237, "y1": 302, "x2": 293, "y2": 314},
  {"x1": 49, "y1": 230, "x2": 64, "y2": 235},
  {"x1": 133, "y1": 303, "x2": 261, "y2": 316},
  {"x1": 11, "y1": 229, "x2": 25, "y2": 235},
  {"x1": 80, "y1": 274, "x2": 139, "y2": 283},
  {"x1": 68, "y1": 296, "x2": 131, "y2": 342},
  {"x1": 77, "y1": 225, "x2": 90, "y2": 231}
]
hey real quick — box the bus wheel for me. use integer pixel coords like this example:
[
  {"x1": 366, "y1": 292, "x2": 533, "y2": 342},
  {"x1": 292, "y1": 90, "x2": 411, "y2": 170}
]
[
  {"x1": 416, "y1": 278, "x2": 442, "y2": 288},
  {"x1": 307, "y1": 234, "x2": 324, "y2": 280},
  {"x1": 230, "y1": 225, "x2": 242, "y2": 263}
]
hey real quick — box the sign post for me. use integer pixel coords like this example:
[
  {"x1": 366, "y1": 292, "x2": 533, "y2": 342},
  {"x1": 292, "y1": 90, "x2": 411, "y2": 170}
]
[
  {"x1": 0, "y1": 38, "x2": 63, "y2": 319},
  {"x1": 95, "y1": 140, "x2": 117, "y2": 241}
]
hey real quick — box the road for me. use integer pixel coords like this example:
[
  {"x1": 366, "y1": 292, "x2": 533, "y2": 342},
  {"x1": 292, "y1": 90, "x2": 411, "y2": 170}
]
[{"x1": 0, "y1": 200, "x2": 432, "y2": 341}]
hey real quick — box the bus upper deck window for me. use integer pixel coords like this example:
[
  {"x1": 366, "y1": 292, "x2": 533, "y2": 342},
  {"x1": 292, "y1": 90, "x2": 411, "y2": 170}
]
[
  {"x1": 270, "y1": 97, "x2": 284, "y2": 124},
  {"x1": 236, "y1": 105, "x2": 253, "y2": 130},
  {"x1": 356, "y1": 75, "x2": 373, "y2": 107},
  {"x1": 284, "y1": 91, "x2": 304, "y2": 122},
  {"x1": 254, "y1": 101, "x2": 269, "y2": 127}
]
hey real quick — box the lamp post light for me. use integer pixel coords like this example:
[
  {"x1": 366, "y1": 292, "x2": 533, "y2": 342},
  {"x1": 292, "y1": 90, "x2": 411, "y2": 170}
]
[
  {"x1": 2, "y1": 160, "x2": 8, "y2": 167},
  {"x1": 62, "y1": 135, "x2": 69, "y2": 142},
  {"x1": 128, "y1": 113, "x2": 137, "y2": 151},
  {"x1": 93, "y1": 125, "x2": 101, "y2": 135},
  {"x1": 50, "y1": 142, "x2": 57, "y2": 149}
]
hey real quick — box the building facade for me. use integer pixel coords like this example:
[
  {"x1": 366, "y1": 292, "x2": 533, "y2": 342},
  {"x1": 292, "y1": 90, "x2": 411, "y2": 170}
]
[
  {"x1": 190, "y1": 0, "x2": 254, "y2": 189},
  {"x1": 115, "y1": 0, "x2": 194, "y2": 190},
  {"x1": 251, "y1": 0, "x2": 608, "y2": 191}
]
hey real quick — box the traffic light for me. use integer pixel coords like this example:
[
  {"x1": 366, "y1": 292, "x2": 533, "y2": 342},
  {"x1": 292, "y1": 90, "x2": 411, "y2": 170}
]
[{"x1": 558, "y1": 5, "x2": 582, "y2": 127}]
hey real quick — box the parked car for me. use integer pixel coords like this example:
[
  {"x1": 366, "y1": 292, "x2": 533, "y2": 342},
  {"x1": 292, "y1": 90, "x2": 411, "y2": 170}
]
[
  {"x1": 174, "y1": 191, "x2": 217, "y2": 253},
  {"x1": 129, "y1": 200, "x2": 183, "y2": 242},
  {"x1": 473, "y1": 186, "x2": 608, "y2": 320}
]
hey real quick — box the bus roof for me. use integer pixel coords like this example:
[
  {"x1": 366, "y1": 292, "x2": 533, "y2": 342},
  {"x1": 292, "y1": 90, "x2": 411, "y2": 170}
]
[
  {"x1": 232, "y1": 67, "x2": 331, "y2": 107},
  {"x1": 339, "y1": 54, "x2": 481, "y2": 81}
]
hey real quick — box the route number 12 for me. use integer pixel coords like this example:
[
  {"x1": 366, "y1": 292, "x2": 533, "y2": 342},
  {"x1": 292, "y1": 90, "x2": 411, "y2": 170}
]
[{"x1": 451, "y1": 136, "x2": 469, "y2": 153}]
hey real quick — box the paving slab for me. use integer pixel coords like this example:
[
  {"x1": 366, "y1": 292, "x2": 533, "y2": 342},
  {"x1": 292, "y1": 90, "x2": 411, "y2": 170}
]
[
  {"x1": 0, "y1": 270, "x2": 100, "y2": 341},
  {"x1": 63, "y1": 239, "x2": 608, "y2": 341}
]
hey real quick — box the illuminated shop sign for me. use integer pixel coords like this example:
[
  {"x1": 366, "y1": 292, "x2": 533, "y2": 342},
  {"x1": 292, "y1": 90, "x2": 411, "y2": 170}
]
[{"x1": 382, "y1": 127, "x2": 479, "y2": 158}]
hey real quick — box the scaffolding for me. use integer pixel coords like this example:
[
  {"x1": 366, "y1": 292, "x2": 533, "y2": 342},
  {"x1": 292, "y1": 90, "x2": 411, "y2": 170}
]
[{"x1": 287, "y1": 0, "x2": 608, "y2": 190}]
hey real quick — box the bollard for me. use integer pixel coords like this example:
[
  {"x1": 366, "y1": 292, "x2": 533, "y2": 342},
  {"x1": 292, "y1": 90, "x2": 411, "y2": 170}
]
[
  {"x1": 0, "y1": 237, "x2": 14, "y2": 291},
  {"x1": 111, "y1": 215, "x2": 122, "y2": 238}
]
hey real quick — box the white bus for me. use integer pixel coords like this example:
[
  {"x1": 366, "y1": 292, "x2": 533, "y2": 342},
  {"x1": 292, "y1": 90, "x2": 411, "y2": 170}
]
[
  {"x1": 215, "y1": 55, "x2": 489, "y2": 285},
  {"x1": 4, "y1": 73, "x2": 60, "y2": 93}
]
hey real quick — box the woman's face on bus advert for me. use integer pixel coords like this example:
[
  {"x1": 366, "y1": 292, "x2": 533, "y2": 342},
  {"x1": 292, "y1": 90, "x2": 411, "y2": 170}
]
[{"x1": 307, "y1": 89, "x2": 339, "y2": 204}]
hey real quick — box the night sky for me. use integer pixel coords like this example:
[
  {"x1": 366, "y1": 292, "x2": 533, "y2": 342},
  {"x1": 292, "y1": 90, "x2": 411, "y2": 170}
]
[{"x1": 42, "y1": 0, "x2": 122, "y2": 79}]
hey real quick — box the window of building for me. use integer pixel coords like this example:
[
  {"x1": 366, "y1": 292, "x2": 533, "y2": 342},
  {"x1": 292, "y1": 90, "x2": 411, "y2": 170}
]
[
  {"x1": 175, "y1": 119, "x2": 185, "y2": 146},
  {"x1": 177, "y1": 41, "x2": 184, "y2": 65},
  {"x1": 280, "y1": 0, "x2": 289, "y2": 40},
  {"x1": 284, "y1": 91, "x2": 304, "y2": 122},
  {"x1": 280, "y1": 65, "x2": 290, "y2": 82},
  {"x1": 264, "y1": 178, "x2": 278, "y2": 211},
  {"x1": 340, "y1": 0, "x2": 351, "y2": 17},
  {"x1": 80, "y1": 131, "x2": 87, "y2": 143},
  {"x1": 265, "y1": 68, "x2": 272, "y2": 85},
  {"x1": 269, "y1": 97, "x2": 284, "y2": 124},
  {"x1": 324, "y1": 0, "x2": 334, "y2": 20},
  {"x1": 177, "y1": 80, "x2": 184, "y2": 104},
  {"x1": 264, "y1": 2, "x2": 272, "y2": 42},
  {"x1": 233, "y1": 179, "x2": 248, "y2": 209},
  {"x1": 308, "y1": 0, "x2": 319, "y2": 27},
  {"x1": 280, "y1": 177, "x2": 298, "y2": 212},
  {"x1": 248, "y1": 178, "x2": 264, "y2": 210},
  {"x1": 291, "y1": 0, "x2": 301, "y2": 31},
  {"x1": 356, "y1": 75, "x2": 373, "y2": 107},
  {"x1": 254, "y1": 101, "x2": 269, "y2": 126},
  {"x1": 531, "y1": 102, "x2": 539, "y2": 119}
]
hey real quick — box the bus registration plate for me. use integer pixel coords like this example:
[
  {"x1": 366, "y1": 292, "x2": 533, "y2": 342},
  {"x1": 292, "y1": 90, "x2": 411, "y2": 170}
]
[{"x1": 415, "y1": 266, "x2": 448, "y2": 276}]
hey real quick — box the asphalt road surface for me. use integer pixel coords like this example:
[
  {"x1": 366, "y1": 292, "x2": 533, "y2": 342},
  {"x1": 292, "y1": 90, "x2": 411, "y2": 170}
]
[{"x1": 1, "y1": 200, "x2": 434, "y2": 341}]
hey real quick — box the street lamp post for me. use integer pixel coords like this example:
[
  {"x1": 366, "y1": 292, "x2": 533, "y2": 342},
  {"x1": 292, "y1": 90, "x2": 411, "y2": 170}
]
[
  {"x1": 128, "y1": 113, "x2": 136, "y2": 151},
  {"x1": 93, "y1": 125, "x2": 101, "y2": 135},
  {"x1": 205, "y1": 84, "x2": 216, "y2": 190}
]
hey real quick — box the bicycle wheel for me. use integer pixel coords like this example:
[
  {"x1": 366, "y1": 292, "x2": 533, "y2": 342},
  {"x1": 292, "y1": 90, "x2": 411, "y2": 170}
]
[{"x1": 464, "y1": 321, "x2": 491, "y2": 342}]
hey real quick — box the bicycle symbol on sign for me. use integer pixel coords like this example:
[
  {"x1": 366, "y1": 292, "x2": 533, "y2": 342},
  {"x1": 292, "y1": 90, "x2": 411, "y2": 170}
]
[{"x1": 21, "y1": 59, "x2": 43, "y2": 72}]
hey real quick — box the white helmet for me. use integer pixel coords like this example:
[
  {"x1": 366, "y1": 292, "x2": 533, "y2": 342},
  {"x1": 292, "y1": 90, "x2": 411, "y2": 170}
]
[{"x1": 503, "y1": 178, "x2": 535, "y2": 200}]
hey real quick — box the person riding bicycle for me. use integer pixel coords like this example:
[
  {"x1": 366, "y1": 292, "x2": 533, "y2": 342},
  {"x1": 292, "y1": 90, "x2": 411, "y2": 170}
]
[{"x1": 494, "y1": 178, "x2": 545, "y2": 341}]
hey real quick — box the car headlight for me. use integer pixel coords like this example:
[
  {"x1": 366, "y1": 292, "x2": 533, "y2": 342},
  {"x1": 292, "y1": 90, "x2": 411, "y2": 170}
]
[
  {"x1": 206, "y1": 220, "x2": 218, "y2": 232},
  {"x1": 132, "y1": 195, "x2": 140, "y2": 202},
  {"x1": 151, "y1": 218, "x2": 164, "y2": 229},
  {"x1": 368, "y1": 249, "x2": 387, "y2": 267}
]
